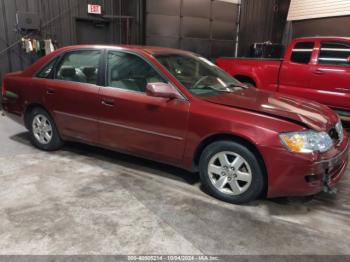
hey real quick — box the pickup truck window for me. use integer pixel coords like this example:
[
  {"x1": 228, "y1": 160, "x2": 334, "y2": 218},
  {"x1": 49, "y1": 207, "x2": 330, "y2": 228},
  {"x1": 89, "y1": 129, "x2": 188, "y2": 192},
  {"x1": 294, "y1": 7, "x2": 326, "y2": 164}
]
[
  {"x1": 318, "y1": 41, "x2": 350, "y2": 66},
  {"x1": 291, "y1": 42, "x2": 314, "y2": 64}
]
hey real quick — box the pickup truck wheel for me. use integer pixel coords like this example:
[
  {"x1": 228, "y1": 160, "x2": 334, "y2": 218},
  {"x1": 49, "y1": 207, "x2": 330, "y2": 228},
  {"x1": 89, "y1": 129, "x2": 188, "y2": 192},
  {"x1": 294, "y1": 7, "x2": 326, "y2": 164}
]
[
  {"x1": 199, "y1": 140, "x2": 265, "y2": 204},
  {"x1": 28, "y1": 108, "x2": 63, "y2": 151}
]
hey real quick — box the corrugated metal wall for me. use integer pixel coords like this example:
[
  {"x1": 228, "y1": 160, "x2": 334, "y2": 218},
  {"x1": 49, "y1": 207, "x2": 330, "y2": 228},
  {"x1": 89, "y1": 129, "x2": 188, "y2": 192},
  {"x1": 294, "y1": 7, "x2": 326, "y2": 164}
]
[
  {"x1": 288, "y1": 0, "x2": 350, "y2": 21},
  {"x1": 238, "y1": 0, "x2": 290, "y2": 56},
  {"x1": 0, "y1": 0, "x2": 291, "y2": 81},
  {"x1": 0, "y1": 0, "x2": 144, "y2": 82}
]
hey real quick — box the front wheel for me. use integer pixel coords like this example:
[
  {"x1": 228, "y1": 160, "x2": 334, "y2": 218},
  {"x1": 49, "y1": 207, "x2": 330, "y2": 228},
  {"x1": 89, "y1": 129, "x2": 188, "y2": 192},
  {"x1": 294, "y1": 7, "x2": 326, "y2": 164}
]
[
  {"x1": 199, "y1": 140, "x2": 265, "y2": 204},
  {"x1": 28, "y1": 108, "x2": 63, "y2": 151}
]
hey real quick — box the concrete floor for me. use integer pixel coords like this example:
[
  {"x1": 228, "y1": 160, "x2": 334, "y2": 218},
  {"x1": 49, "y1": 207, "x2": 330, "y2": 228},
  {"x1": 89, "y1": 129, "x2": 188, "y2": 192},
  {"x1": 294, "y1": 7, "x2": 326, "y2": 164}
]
[{"x1": 0, "y1": 114, "x2": 350, "y2": 255}]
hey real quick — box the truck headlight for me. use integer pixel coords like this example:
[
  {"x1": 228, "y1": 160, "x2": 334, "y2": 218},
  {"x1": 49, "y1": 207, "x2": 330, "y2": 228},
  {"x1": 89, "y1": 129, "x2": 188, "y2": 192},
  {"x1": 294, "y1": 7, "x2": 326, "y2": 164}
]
[{"x1": 279, "y1": 131, "x2": 333, "y2": 153}]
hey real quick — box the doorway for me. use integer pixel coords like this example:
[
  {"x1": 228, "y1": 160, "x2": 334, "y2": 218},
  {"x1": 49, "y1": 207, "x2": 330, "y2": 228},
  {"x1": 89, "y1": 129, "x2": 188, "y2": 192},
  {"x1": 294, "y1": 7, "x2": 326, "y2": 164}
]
[{"x1": 76, "y1": 19, "x2": 112, "y2": 45}]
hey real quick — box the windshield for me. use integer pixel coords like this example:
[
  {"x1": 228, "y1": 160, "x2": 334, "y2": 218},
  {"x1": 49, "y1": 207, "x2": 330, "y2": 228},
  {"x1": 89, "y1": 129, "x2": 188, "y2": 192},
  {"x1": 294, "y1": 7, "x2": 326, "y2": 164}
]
[{"x1": 155, "y1": 54, "x2": 245, "y2": 96}]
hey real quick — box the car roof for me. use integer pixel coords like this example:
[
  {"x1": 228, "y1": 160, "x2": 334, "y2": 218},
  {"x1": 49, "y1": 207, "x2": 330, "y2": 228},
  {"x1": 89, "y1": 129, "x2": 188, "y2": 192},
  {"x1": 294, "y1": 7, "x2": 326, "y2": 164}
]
[{"x1": 58, "y1": 44, "x2": 194, "y2": 56}]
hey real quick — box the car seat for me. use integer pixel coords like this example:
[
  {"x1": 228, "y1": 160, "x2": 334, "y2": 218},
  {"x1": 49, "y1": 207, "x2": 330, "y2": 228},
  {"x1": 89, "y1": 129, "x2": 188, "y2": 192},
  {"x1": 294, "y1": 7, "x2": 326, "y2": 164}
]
[{"x1": 58, "y1": 66, "x2": 87, "y2": 83}]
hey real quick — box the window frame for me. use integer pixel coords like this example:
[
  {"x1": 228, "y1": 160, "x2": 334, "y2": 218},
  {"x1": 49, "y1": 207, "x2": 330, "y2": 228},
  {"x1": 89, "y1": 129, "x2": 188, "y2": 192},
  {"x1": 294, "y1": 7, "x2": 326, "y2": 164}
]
[
  {"x1": 52, "y1": 48, "x2": 105, "y2": 86},
  {"x1": 317, "y1": 41, "x2": 350, "y2": 67},
  {"x1": 103, "y1": 49, "x2": 187, "y2": 100},
  {"x1": 290, "y1": 41, "x2": 315, "y2": 65},
  {"x1": 34, "y1": 56, "x2": 60, "y2": 79}
]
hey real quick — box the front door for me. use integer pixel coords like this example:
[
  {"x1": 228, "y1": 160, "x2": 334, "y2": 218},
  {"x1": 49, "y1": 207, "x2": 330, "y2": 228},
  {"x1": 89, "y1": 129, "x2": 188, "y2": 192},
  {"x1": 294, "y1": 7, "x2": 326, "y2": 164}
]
[
  {"x1": 278, "y1": 41, "x2": 315, "y2": 100},
  {"x1": 44, "y1": 49, "x2": 102, "y2": 143},
  {"x1": 99, "y1": 50, "x2": 189, "y2": 164}
]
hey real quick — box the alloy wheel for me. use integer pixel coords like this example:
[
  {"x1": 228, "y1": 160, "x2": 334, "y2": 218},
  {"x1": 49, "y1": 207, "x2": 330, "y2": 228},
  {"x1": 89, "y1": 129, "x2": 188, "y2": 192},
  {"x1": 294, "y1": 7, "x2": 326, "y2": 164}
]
[
  {"x1": 208, "y1": 151, "x2": 252, "y2": 195},
  {"x1": 32, "y1": 114, "x2": 53, "y2": 145}
]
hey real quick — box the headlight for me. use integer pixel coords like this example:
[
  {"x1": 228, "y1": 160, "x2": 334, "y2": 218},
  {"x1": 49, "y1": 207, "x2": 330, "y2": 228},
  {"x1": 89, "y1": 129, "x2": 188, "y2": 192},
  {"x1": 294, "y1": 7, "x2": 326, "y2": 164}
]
[{"x1": 279, "y1": 131, "x2": 333, "y2": 153}]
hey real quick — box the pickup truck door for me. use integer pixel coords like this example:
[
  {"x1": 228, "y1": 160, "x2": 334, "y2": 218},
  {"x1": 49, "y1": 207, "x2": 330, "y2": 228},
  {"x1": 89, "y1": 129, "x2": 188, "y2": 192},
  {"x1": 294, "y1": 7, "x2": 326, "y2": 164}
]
[
  {"x1": 278, "y1": 41, "x2": 316, "y2": 100},
  {"x1": 309, "y1": 40, "x2": 350, "y2": 111}
]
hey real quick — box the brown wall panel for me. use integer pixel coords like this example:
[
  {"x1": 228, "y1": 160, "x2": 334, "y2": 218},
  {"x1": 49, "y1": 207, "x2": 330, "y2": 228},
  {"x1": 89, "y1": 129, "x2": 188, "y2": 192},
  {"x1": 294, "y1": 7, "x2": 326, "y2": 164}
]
[
  {"x1": 146, "y1": 0, "x2": 239, "y2": 58},
  {"x1": 180, "y1": 38, "x2": 212, "y2": 58},
  {"x1": 146, "y1": 0, "x2": 181, "y2": 16},
  {"x1": 181, "y1": 0, "x2": 211, "y2": 19},
  {"x1": 212, "y1": 1, "x2": 237, "y2": 22},
  {"x1": 181, "y1": 17, "x2": 211, "y2": 39},
  {"x1": 292, "y1": 16, "x2": 350, "y2": 38},
  {"x1": 212, "y1": 40, "x2": 236, "y2": 58},
  {"x1": 212, "y1": 21, "x2": 236, "y2": 40},
  {"x1": 146, "y1": 36, "x2": 179, "y2": 48},
  {"x1": 146, "y1": 14, "x2": 180, "y2": 37}
]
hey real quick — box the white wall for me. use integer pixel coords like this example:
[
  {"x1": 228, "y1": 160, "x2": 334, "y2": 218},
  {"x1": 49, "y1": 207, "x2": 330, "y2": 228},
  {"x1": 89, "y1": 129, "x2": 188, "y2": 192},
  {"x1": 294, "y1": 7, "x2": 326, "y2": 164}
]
[
  {"x1": 218, "y1": 0, "x2": 241, "y2": 4},
  {"x1": 288, "y1": 0, "x2": 350, "y2": 21}
]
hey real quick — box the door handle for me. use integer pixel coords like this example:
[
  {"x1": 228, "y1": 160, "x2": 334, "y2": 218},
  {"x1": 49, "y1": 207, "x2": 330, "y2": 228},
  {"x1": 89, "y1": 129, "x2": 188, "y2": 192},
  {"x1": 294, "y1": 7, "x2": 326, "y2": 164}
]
[
  {"x1": 313, "y1": 69, "x2": 325, "y2": 75},
  {"x1": 46, "y1": 88, "x2": 55, "y2": 95},
  {"x1": 101, "y1": 98, "x2": 115, "y2": 107}
]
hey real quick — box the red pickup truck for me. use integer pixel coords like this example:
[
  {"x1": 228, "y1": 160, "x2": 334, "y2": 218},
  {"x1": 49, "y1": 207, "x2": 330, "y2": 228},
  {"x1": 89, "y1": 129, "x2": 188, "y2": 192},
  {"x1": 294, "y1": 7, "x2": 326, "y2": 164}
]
[{"x1": 216, "y1": 37, "x2": 350, "y2": 121}]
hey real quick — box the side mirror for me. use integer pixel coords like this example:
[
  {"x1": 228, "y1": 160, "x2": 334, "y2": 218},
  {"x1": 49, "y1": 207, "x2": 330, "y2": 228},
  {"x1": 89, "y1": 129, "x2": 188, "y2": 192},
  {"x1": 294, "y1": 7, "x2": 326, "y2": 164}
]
[{"x1": 146, "y1": 82, "x2": 182, "y2": 99}]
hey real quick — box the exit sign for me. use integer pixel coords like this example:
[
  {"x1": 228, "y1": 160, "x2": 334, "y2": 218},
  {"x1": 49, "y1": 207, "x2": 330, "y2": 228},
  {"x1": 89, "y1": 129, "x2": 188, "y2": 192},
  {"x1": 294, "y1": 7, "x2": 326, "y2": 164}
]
[{"x1": 88, "y1": 4, "x2": 102, "y2": 14}]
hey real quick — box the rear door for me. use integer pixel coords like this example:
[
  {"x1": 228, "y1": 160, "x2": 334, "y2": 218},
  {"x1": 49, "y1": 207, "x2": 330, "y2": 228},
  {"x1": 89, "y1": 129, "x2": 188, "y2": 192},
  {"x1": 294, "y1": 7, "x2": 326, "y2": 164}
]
[
  {"x1": 309, "y1": 40, "x2": 350, "y2": 111},
  {"x1": 278, "y1": 41, "x2": 316, "y2": 100},
  {"x1": 43, "y1": 49, "x2": 103, "y2": 143},
  {"x1": 98, "y1": 50, "x2": 189, "y2": 165}
]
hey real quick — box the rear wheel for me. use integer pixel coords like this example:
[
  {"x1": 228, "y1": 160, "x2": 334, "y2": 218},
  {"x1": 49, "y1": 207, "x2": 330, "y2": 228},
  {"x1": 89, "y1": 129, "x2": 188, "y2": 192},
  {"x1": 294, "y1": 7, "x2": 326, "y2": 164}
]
[
  {"x1": 28, "y1": 108, "x2": 63, "y2": 151},
  {"x1": 199, "y1": 140, "x2": 265, "y2": 204}
]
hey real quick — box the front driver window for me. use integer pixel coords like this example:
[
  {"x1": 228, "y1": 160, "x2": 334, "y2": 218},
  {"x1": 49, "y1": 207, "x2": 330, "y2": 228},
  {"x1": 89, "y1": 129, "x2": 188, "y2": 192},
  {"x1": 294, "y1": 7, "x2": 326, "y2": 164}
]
[
  {"x1": 107, "y1": 51, "x2": 166, "y2": 92},
  {"x1": 56, "y1": 50, "x2": 101, "y2": 84}
]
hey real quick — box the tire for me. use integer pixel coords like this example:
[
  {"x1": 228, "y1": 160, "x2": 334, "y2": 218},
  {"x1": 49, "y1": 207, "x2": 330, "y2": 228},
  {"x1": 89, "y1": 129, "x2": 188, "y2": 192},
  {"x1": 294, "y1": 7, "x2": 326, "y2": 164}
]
[
  {"x1": 28, "y1": 107, "x2": 63, "y2": 151},
  {"x1": 199, "y1": 140, "x2": 265, "y2": 204}
]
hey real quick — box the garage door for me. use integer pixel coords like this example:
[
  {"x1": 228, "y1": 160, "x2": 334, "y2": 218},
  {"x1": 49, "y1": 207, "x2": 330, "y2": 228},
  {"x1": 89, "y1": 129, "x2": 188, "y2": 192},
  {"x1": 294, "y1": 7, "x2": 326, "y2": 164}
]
[{"x1": 146, "y1": 0, "x2": 239, "y2": 58}]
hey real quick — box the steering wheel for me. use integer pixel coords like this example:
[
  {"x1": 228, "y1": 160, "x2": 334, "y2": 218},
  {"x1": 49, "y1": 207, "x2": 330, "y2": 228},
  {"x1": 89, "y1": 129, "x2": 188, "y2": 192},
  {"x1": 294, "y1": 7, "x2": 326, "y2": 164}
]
[{"x1": 191, "y1": 76, "x2": 209, "y2": 89}]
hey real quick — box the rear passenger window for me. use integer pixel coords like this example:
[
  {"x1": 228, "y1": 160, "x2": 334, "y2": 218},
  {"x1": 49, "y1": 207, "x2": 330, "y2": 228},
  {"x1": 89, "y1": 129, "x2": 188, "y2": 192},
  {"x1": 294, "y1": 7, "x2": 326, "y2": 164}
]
[
  {"x1": 56, "y1": 50, "x2": 101, "y2": 84},
  {"x1": 37, "y1": 58, "x2": 58, "y2": 79},
  {"x1": 291, "y1": 42, "x2": 314, "y2": 64},
  {"x1": 319, "y1": 42, "x2": 350, "y2": 66}
]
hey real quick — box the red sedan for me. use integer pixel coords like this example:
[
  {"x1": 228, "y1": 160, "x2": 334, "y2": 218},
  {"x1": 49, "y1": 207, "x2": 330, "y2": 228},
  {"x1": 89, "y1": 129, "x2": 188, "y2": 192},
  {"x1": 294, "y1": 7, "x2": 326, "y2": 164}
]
[{"x1": 1, "y1": 45, "x2": 349, "y2": 204}]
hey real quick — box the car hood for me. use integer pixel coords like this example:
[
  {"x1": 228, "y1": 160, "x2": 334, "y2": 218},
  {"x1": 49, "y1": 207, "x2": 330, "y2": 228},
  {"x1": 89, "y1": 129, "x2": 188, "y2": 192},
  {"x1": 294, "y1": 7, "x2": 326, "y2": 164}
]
[{"x1": 201, "y1": 88, "x2": 338, "y2": 131}]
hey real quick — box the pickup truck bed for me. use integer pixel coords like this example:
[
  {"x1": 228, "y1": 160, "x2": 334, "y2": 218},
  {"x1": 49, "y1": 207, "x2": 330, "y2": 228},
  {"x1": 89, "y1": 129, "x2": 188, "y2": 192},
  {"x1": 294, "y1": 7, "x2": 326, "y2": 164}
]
[{"x1": 216, "y1": 58, "x2": 282, "y2": 92}]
